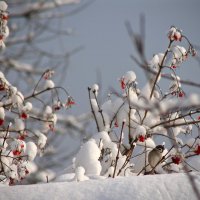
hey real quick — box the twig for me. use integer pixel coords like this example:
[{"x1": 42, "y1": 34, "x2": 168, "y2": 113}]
[{"x1": 113, "y1": 121, "x2": 125, "y2": 178}]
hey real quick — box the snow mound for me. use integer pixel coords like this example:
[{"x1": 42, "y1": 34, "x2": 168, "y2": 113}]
[{"x1": 0, "y1": 173, "x2": 200, "y2": 200}]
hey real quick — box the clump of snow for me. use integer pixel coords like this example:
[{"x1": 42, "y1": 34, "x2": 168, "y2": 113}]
[
  {"x1": 44, "y1": 80, "x2": 55, "y2": 89},
  {"x1": 123, "y1": 71, "x2": 136, "y2": 84},
  {"x1": 35, "y1": 130, "x2": 47, "y2": 149},
  {"x1": 74, "y1": 139, "x2": 102, "y2": 175},
  {"x1": 0, "y1": 1, "x2": 7, "y2": 11},
  {"x1": 25, "y1": 142, "x2": 37, "y2": 161},
  {"x1": 73, "y1": 166, "x2": 89, "y2": 182}
]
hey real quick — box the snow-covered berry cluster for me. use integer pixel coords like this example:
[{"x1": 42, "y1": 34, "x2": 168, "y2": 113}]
[
  {"x1": 0, "y1": 1, "x2": 9, "y2": 49},
  {"x1": 72, "y1": 26, "x2": 200, "y2": 181},
  {"x1": 0, "y1": 68, "x2": 73, "y2": 185},
  {"x1": 168, "y1": 26, "x2": 182, "y2": 41}
]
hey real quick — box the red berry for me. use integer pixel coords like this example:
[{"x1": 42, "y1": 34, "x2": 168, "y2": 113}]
[
  {"x1": 114, "y1": 120, "x2": 118, "y2": 128},
  {"x1": 0, "y1": 35, "x2": 3, "y2": 40},
  {"x1": 178, "y1": 91, "x2": 184, "y2": 98},
  {"x1": 171, "y1": 65, "x2": 176, "y2": 69},
  {"x1": 0, "y1": 84, "x2": 5, "y2": 91},
  {"x1": 25, "y1": 169, "x2": 29, "y2": 175},
  {"x1": 18, "y1": 135, "x2": 25, "y2": 140},
  {"x1": 120, "y1": 78, "x2": 126, "y2": 90},
  {"x1": 2, "y1": 15, "x2": 8, "y2": 20},
  {"x1": 194, "y1": 145, "x2": 200, "y2": 155},
  {"x1": 66, "y1": 97, "x2": 75, "y2": 107},
  {"x1": 13, "y1": 150, "x2": 21, "y2": 156},
  {"x1": 9, "y1": 178, "x2": 14, "y2": 186},
  {"x1": 171, "y1": 155, "x2": 182, "y2": 165},
  {"x1": 21, "y1": 112, "x2": 28, "y2": 119},
  {"x1": 138, "y1": 135, "x2": 146, "y2": 142},
  {"x1": 0, "y1": 118, "x2": 4, "y2": 126},
  {"x1": 174, "y1": 32, "x2": 182, "y2": 41}
]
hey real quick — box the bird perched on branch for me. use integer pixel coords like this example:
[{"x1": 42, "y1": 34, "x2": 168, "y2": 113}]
[{"x1": 148, "y1": 145, "x2": 165, "y2": 173}]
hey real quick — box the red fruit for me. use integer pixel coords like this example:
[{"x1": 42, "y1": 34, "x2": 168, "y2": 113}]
[
  {"x1": 25, "y1": 169, "x2": 29, "y2": 175},
  {"x1": 13, "y1": 150, "x2": 21, "y2": 156},
  {"x1": 172, "y1": 155, "x2": 182, "y2": 165},
  {"x1": 120, "y1": 78, "x2": 126, "y2": 90},
  {"x1": 20, "y1": 144, "x2": 24, "y2": 149},
  {"x1": 174, "y1": 32, "x2": 182, "y2": 41},
  {"x1": 0, "y1": 118, "x2": 4, "y2": 126},
  {"x1": 0, "y1": 84, "x2": 5, "y2": 91},
  {"x1": 2, "y1": 15, "x2": 8, "y2": 20},
  {"x1": 20, "y1": 112, "x2": 28, "y2": 119},
  {"x1": 194, "y1": 145, "x2": 200, "y2": 155},
  {"x1": 0, "y1": 35, "x2": 3, "y2": 40},
  {"x1": 9, "y1": 178, "x2": 14, "y2": 186},
  {"x1": 178, "y1": 91, "x2": 184, "y2": 98},
  {"x1": 18, "y1": 135, "x2": 25, "y2": 140},
  {"x1": 43, "y1": 70, "x2": 54, "y2": 80},
  {"x1": 138, "y1": 135, "x2": 146, "y2": 142},
  {"x1": 66, "y1": 97, "x2": 75, "y2": 107},
  {"x1": 114, "y1": 120, "x2": 118, "y2": 128},
  {"x1": 171, "y1": 65, "x2": 176, "y2": 69}
]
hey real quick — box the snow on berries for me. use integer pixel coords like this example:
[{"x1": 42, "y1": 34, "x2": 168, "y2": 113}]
[
  {"x1": 43, "y1": 69, "x2": 54, "y2": 80},
  {"x1": 19, "y1": 102, "x2": 32, "y2": 120},
  {"x1": 10, "y1": 139, "x2": 26, "y2": 157},
  {"x1": 66, "y1": 96, "x2": 75, "y2": 108},
  {"x1": 134, "y1": 125, "x2": 146, "y2": 142},
  {"x1": 0, "y1": 1, "x2": 9, "y2": 49},
  {"x1": 0, "y1": 1, "x2": 8, "y2": 11},
  {"x1": 43, "y1": 106, "x2": 57, "y2": 132},
  {"x1": 0, "y1": 64, "x2": 72, "y2": 184},
  {"x1": 168, "y1": 26, "x2": 182, "y2": 41},
  {"x1": 119, "y1": 71, "x2": 136, "y2": 90},
  {"x1": 35, "y1": 130, "x2": 47, "y2": 150}
]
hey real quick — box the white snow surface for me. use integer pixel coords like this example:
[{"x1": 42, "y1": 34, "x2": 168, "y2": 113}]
[{"x1": 1, "y1": 173, "x2": 200, "y2": 200}]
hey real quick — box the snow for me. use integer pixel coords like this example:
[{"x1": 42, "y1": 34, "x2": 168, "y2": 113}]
[
  {"x1": 74, "y1": 139, "x2": 102, "y2": 175},
  {"x1": 0, "y1": 1, "x2": 7, "y2": 11},
  {"x1": 1, "y1": 173, "x2": 200, "y2": 200},
  {"x1": 25, "y1": 142, "x2": 37, "y2": 161}
]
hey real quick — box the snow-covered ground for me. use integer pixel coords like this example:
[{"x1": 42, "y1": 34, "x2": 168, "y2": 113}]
[{"x1": 1, "y1": 173, "x2": 200, "y2": 200}]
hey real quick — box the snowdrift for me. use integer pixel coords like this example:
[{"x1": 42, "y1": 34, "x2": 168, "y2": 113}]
[{"x1": 1, "y1": 173, "x2": 200, "y2": 200}]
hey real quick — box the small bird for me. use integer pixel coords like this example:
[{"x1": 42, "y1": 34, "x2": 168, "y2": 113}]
[{"x1": 148, "y1": 145, "x2": 165, "y2": 171}]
